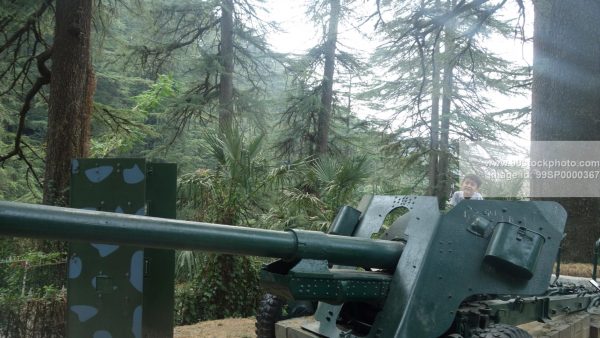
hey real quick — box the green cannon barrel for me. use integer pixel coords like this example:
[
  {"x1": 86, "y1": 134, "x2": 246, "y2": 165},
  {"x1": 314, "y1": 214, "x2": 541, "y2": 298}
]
[{"x1": 0, "y1": 201, "x2": 404, "y2": 269}]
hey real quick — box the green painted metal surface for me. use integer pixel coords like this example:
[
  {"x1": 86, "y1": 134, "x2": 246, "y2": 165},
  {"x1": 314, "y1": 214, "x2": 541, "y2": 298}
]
[
  {"x1": 66, "y1": 159, "x2": 176, "y2": 338},
  {"x1": 262, "y1": 265, "x2": 392, "y2": 303},
  {"x1": 142, "y1": 162, "x2": 176, "y2": 338},
  {"x1": 308, "y1": 195, "x2": 419, "y2": 338},
  {"x1": 303, "y1": 196, "x2": 568, "y2": 338},
  {"x1": 328, "y1": 206, "x2": 361, "y2": 236},
  {"x1": 68, "y1": 159, "x2": 147, "y2": 338},
  {"x1": 0, "y1": 203, "x2": 404, "y2": 270},
  {"x1": 484, "y1": 222, "x2": 545, "y2": 279},
  {"x1": 367, "y1": 199, "x2": 566, "y2": 338}
]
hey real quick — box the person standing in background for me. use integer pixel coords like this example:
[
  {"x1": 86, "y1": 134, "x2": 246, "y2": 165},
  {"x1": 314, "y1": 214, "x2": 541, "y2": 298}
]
[{"x1": 449, "y1": 174, "x2": 484, "y2": 207}]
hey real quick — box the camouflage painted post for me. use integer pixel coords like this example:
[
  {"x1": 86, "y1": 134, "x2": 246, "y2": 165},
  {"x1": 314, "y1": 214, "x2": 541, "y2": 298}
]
[{"x1": 67, "y1": 159, "x2": 175, "y2": 338}]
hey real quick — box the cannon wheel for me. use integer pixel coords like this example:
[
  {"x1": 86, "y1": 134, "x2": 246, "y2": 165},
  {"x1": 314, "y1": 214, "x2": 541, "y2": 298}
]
[
  {"x1": 255, "y1": 293, "x2": 285, "y2": 338},
  {"x1": 255, "y1": 293, "x2": 317, "y2": 338},
  {"x1": 469, "y1": 323, "x2": 532, "y2": 338}
]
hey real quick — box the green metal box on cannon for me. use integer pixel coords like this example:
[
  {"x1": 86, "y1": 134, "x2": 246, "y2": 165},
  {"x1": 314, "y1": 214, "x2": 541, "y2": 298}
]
[{"x1": 67, "y1": 159, "x2": 176, "y2": 338}]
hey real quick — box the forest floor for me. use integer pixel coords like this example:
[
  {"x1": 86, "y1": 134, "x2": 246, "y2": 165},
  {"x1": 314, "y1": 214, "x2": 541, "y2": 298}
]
[
  {"x1": 557, "y1": 262, "x2": 593, "y2": 277},
  {"x1": 174, "y1": 317, "x2": 256, "y2": 338},
  {"x1": 172, "y1": 263, "x2": 593, "y2": 337}
]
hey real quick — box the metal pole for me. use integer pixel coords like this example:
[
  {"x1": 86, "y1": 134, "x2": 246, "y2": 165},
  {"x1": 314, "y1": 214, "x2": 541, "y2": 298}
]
[
  {"x1": 0, "y1": 201, "x2": 403, "y2": 269},
  {"x1": 593, "y1": 238, "x2": 600, "y2": 281}
]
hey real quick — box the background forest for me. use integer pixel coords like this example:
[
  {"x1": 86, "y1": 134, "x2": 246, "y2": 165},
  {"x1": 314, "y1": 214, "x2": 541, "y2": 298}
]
[{"x1": 1, "y1": 0, "x2": 597, "y2": 336}]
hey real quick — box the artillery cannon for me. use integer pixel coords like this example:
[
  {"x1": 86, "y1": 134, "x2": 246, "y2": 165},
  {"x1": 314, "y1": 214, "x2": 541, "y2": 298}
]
[
  {"x1": 1, "y1": 157, "x2": 596, "y2": 338},
  {"x1": 2, "y1": 194, "x2": 596, "y2": 338}
]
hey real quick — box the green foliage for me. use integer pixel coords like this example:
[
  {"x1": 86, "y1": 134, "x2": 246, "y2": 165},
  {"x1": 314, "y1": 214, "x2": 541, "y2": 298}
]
[
  {"x1": 194, "y1": 254, "x2": 260, "y2": 320},
  {"x1": 174, "y1": 281, "x2": 200, "y2": 325},
  {"x1": 177, "y1": 125, "x2": 372, "y2": 229},
  {"x1": 313, "y1": 156, "x2": 370, "y2": 210},
  {"x1": 259, "y1": 155, "x2": 370, "y2": 232},
  {"x1": 177, "y1": 127, "x2": 272, "y2": 224},
  {"x1": 0, "y1": 165, "x2": 42, "y2": 202},
  {"x1": 0, "y1": 246, "x2": 66, "y2": 336},
  {"x1": 174, "y1": 127, "x2": 271, "y2": 323},
  {"x1": 133, "y1": 74, "x2": 178, "y2": 113},
  {"x1": 175, "y1": 254, "x2": 261, "y2": 325},
  {"x1": 0, "y1": 79, "x2": 47, "y2": 200},
  {"x1": 0, "y1": 288, "x2": 66, "y2": 338},
  {"x1": 90, "y1": 74, "x2": 176, "y2": 157},
  {"x1": 173, "y1": 254, "x2": 260, "y2": 325},
  {"x1": 0, "y1": 251, "x2": 65, "y2": 299}
]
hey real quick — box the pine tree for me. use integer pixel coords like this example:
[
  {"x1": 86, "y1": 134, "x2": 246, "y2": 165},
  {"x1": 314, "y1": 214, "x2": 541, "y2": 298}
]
[
  {"x1": 367, "y1": 0, "x2": 530, "y2": 205},
  {"x1": 278, "y1": 0, "x2": 365, "y2": 159},
  {"x1": 130, "y1": 0, "x2": 278, "y2": 133}
]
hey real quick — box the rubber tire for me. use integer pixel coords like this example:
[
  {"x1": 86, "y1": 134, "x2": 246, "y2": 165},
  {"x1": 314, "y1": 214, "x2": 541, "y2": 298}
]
[
  {"x1": 470, "y1": 323, "x2": 532, "y2": 338},
  {"x1": 255, "y1": 293, "x2": 285, "y2": 338}
]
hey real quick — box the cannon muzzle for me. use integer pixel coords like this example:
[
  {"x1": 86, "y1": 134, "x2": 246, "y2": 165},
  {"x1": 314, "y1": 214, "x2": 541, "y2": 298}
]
[{"x1": 0, "y1": 201, "x2": 403, "y2": 269}]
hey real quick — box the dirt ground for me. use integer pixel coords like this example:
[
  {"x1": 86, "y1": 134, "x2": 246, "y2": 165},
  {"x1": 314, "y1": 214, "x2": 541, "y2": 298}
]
[{"x1": 174, "y1": 317, "x2": 257, "y2": 338}]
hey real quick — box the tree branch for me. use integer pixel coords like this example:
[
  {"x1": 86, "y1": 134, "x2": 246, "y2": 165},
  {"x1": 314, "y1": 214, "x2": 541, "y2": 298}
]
[
  {"x1": 0, "y1": 47, "x2": 51, "y2": 163},
  {"x1": 0, "y1": 0, "x2": 52, "y2": 55}
]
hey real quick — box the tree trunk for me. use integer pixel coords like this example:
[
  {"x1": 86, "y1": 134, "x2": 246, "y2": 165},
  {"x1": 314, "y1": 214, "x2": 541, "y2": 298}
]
[
  {"x1": 436, "y1": 6, "x2": 456, "y2": 208},
  {"x1": 428, "y1": 34, "x2": 442, "y2": 196},
  {"x1": 316, "y1": 0, "x2": 341, "y2": 157},
  {"x1": 437, "y1": 61, "x2": 453, "y2": 208},
  {"x1": 531, "y1": 0, "x2": 600, "y2": 262},
  {"x1": 219, "y1": 0, "x2": 234, "y2": 131},
  {"x1": 43, "y1": 0, "x2": 94, "y2": 207},
  {"x1": 37, "y1": 0, "x2": 94, "y2": 331}
]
